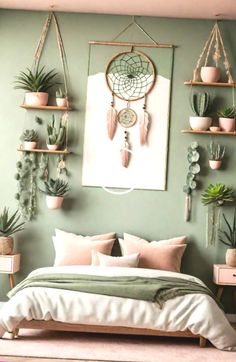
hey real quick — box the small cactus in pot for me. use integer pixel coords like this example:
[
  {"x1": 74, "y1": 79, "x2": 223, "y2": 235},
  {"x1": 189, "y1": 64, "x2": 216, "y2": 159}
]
[
  {"x1": 46, "y1": 114, "x2": 66, "y2": 150},
  {"x1": 21, "y1": 129, "x2": 38, "y2": 150},
  {"x1": 56, "y1": 88, "x2": 68, "y2": 107},
  {"x1": 189, "y1": 92, "x2": 212, "y2": 131},
  {"x1": 217, "y1": 106, "x2": 236, "y2": 132},
  {"x1": 207, "y1": 141, "x2": 225, "y2": 170}
]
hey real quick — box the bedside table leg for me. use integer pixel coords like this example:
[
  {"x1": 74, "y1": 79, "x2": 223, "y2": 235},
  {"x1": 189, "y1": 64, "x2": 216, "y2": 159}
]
[
  {"x1": 216, "y1": 286, "x2": 224, "y2": 301},
  {"x1": 8, "y1": 274, "x2": 15, "y2": 289},
  {"x1": 234, "y1": 287, "x2": 236, "y2": 313}
]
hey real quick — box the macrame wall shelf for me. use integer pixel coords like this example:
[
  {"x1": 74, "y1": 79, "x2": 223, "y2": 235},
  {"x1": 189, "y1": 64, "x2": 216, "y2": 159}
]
[{"x1": 181, "y1": 130, "x2": 236, "y2": 135}]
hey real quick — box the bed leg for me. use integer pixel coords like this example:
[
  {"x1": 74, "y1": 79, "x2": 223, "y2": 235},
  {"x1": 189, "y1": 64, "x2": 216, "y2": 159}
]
[
  {"x1": 199, "y1": 336, "x2": 206, "y2": 347},
  {"x1": 13, "y1": 328, "x2": 19, "y2": 338}
]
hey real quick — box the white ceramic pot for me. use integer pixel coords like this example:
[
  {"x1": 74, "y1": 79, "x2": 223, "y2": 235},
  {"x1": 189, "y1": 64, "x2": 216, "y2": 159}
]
[
  {"x1": 56, "y1": 98, "x2": 67, "y2": 107},
  {"x1": 0, "y1": 236, "x2": 13, "y2": 255},
  {"x1": 23, "y1": 141, "x2": 37, "y2": 150},
  {"x1": 24, "y1": 92, "x2": 48, "y2": 106},
  {"x1": 46, "y1": 195, "x2": 64, "y2": 209},
  {"x1": 218, "y1": 117, "x2": 235, "y2": 132},
  {"x1": 47, "y1": 144, "x2": 59, "y2": 151},
  {"x1": 225, "y1": 248, "x2": 236, "y2": 267},
  {"x1": 200, "y1": 66, "x2": 221, "y2": 83},
  {"x1": 189, "y1": 116, "x2": 212, "y2": 131},
  {"x1": 209, "y1": 160, "x2": 222, "y2": 170}
]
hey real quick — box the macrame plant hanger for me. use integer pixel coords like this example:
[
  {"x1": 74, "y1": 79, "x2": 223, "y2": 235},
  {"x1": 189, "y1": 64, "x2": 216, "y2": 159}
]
[{"x1": 88, "y1": 17, "x2": 175, "y2": 168}]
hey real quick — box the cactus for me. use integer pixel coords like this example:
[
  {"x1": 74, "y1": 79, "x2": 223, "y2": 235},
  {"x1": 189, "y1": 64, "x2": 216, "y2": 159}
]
[
  {"x1": 190, "y1": 92, "x2": 210, "y2": 116},
  {"x1": 47, "y1": 114, "x2": 66, "y2": 146},
  {"x1": 207, "y1": 141, "x2": 225, "y2": 161},
  {"x1": 40, "y1": 178, "x2": 69, "y2": 196},
  {"x1": 217, "y1": 106, "x2": 235, "y2": 118},
  {"x1": 21, "y1": 129, "x2": 38, "y2": 142},
  {"x1": 56, "y1": 88, "x2": 66, "y2": 98}
]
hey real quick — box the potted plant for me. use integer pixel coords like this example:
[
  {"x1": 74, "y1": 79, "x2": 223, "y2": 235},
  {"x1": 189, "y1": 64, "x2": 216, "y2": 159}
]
[
  {"x1": 14, "y1": 66, "x2": 59, "y2": 106},
  {"x1": 40, "y1": 178, "x2": 69, "y2": 209},
  {"x1": 47, "y1": 114, "x2": 66, "y2": 150},
  {"x1": 200, "y1": 66, "x2": 221, "y2": 83},
  {"x1": 207, "y1": 141, "x2": 225, "y2": 170},
  {"x1": 56, "y1": 88, "x2": 67, "y2": 107},
  {"x1": 20, "y1": 129, "x2": 38, "y2": 150},
  {"x1": 0, "y1": 208, "x2": 25, "y2": 255},
  {"x1": 218, "y1": 209, "x2": 236, "y2": 267},
  {"x1": 217, "y1": 106, "x2": 235, "y2": 132},
  {"x1": 189, "y1": 92, "x2": 212, "y2": 130}
]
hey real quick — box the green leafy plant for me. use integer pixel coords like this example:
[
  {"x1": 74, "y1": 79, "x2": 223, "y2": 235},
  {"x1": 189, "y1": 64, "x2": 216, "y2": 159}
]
[
  {"x1": 201, "y1": 183, "x2": 234, "y2": 206},
  {"x1": 56, "y1": 88, "x2": 66, "y2": 98},
  {"x1": 190, "y1": 92, "x2": 211, "y2": 116},
  {"x1": 207, "y1": 141, "x2": 225, "y2": 161},
  {"x1": 183, "y1": 141, "x2": 200, "y2": 195},
  {"x1": 47, "y1": 115, "x2": 66, "y2": 146},
  {"x1": 218, "y1": 209, "x2": 236, "y2": 248},
  {"x1": 0, "y1": 208, "x2": 24, "y2": 237},
  {"x1": 14, "y1": 66, "x2": 59, "y2": 92},
  {"x1": 21, "y1": 129, "x2": 38, "y2": 142},
  {"x1": 40, "y1": 178, "x2": 69, "y2": 197},
  {"x1": 217, "y1": 107, "x2": 235, "y2": 118}
]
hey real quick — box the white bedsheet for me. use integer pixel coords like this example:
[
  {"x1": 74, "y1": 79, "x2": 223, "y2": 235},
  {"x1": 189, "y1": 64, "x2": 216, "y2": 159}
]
[{"x1": 0, "y1": 266, "x2": 236, "y2": 351}]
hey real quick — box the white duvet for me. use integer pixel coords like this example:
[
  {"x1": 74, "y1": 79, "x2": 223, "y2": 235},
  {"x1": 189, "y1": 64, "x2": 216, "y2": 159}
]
[{"x1": 0, "y1": 266, "x2": 236, "y2": 351}]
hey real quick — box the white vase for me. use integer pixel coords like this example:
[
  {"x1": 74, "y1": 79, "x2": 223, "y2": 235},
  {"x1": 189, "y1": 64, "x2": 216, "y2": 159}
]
[
  {"x1": 218, "y1": 117, "x2": 235, "y2": 132},
  {"x1": 0, "y1": 236, "x2": 13, "y2": 255},
  {"x1": 189, "y1": 116, "x2": 212, "y2": 131},
  {"x1": 47, "y1": 144, "x2": 59, "y2": 151},
  {"x1": 46, "y1": 195, "x2": 64, "y2": 209},
  {"x1": 200, "y1": 66, "x2": 221, "y2": 83},
  {"x1": 24, "y1": 92, "x2": 48, "y2": 106},
  {"x1": 209, "y1": 160, "x2": 222, "y2": 170},
  {"x1": 56, "y1": 98, "x2": 67, "y2": 107},
  {"x1": 225, "y1": 249, "x2": 236, "y2": 267},
  {"x1": 24, "y1": 141, "x2": 37, "y2": 150}
]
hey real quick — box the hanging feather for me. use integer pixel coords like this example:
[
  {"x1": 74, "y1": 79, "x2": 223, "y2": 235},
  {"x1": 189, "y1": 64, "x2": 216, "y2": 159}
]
[
  {"x1": 120, "y1": 131, "x2": 130, "y2": 168},
  {"x1": 139, "y1": 108, "x2": 150, "y2": 145},
  {"x1": 107, "y1": 93, "x2": 117, "y2": 140}
]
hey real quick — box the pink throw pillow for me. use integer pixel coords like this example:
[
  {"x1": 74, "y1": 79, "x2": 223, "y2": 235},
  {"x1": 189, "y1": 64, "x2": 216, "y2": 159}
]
[
  {"x1": 119, "y1": 234, "x2": 187, "y2": 272},
  {"x1": 91, "y1": 250, "x2": 140, "y2": 268},
  {"x1": 123, "y1": 233, "x2": 187, "y2": 245},
  {"x1": 55, "y1": 228, "x2": 116, "y2": 241},
  {"x1": 52, "y1": 236, "x2": 114, "y2": 266}
]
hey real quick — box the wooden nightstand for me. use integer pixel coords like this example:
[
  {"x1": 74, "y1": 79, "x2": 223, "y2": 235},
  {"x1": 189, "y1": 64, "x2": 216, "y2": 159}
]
[
  {"x1": 0, "y1": 254, "x2": 21, "y2": 289},
  {"x1": 213, "y1": 264, "x2": 236, "y2": 312}
]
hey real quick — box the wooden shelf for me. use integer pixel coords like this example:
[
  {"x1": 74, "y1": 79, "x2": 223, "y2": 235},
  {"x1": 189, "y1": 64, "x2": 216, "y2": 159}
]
[
  {"x1": 17, "y1": 148, "x2": 71, "y2": 154},
  {"x1": 182, "y1": 129, "x2": 236, "y2": 135},
  {"x1": 20, "y1": 105, "x2": 71, "y2": 111},
  {"x1": 184, "y1": 81, "x2": 236, "y2": 87}
]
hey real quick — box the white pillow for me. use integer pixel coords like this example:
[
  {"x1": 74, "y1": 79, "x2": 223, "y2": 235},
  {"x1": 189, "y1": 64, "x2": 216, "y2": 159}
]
[{"x1": 91, "y1": 250, "x2": 140, "y2": 268}]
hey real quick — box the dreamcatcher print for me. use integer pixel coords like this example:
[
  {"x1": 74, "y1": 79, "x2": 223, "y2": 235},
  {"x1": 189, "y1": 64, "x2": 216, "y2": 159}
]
[{"x1": 105, "y1": 50, "x2": 156, "y2": 167}]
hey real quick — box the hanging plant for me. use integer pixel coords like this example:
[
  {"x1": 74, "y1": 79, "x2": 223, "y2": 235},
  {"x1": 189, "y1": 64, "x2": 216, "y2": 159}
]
[
  {"x1": 183, "y1": 141, "x2": 200, "y2": 222},
  {"x1": 201, "y1": 183, "x2": 234, "y2": 247}
]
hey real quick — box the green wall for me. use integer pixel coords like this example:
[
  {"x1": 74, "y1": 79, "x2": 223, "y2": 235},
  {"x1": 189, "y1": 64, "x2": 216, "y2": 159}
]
[{"x1": 0, "y1": 10, "x2": 235, "y2": 311}]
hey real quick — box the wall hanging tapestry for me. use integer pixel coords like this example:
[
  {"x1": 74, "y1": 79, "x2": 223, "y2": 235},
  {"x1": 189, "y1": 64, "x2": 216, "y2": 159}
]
[{"x1": 82, "y1": 18, "x2": 175, "y2": 191}]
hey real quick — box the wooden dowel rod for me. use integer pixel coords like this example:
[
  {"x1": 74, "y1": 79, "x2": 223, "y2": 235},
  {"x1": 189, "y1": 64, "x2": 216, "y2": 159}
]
[{"x1": 89, "y1": 40, "x2": 175, "y2": 49}]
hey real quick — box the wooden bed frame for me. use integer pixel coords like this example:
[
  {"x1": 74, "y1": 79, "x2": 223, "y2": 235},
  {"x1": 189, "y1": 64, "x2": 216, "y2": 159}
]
[{"x1": 13, "y1": 319, "x2": 207, "y2": 347}]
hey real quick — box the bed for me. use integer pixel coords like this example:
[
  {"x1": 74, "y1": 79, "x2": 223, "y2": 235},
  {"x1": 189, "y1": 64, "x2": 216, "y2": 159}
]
[{"x1": 0, "y1": 265, "x2": 236, "y2": 351}]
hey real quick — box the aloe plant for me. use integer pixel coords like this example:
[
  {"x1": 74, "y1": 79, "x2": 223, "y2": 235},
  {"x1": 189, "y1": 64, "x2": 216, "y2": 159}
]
[
  {"x1": 14, "y1": 66, "x2": 59, "y2": 92},
  {"x1": 201, "y1": 183, "x2": 234, "y2": 206},
  {"x1": 217, "y1": 107, "x2": 235, "y2": 118},
  {"x1": 41, "y1": 178, "x2": 69, "y2": 197},
  {"x1": 218, "y1": 210, "x2": 236, "y2": 248},
  {"x1": 0, "y1": 208, "x2": 25, "y2": 237},
  {"x1": 21, "y1": 129, "x2": 38, "y2": 142},
  {"x1": 190, "y1": 92, "x2": 211, "y2": 116},
  {"x1": 56, "y1": 88, "x2": 66, "y2": 98},
  {"x1": 207, "y1": 141, "x2": 225, "y2": 161},
  {"x1": 47, "y1": 115, "x2": 66, "y2": 146}
]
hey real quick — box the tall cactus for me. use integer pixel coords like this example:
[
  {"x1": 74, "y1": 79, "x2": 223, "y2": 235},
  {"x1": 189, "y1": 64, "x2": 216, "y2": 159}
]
[
  {"x1": 47, "y1": 114, "x2": 66, "y2": 146},
  {"x1": 190, "y1": 92, "x2": 210, "y2": 116}
]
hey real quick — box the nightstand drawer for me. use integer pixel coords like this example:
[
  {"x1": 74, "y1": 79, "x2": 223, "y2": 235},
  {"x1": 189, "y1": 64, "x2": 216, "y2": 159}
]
[
  {"x1": 213, "y1": 264, "x2": 236, "y2": 285},
  {"x1": 0, "y1": 254, "x2": 20, "y2": 273}
]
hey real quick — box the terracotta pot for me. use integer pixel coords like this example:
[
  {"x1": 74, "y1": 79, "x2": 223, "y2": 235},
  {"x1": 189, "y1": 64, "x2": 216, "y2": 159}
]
[
  {"x1": 225, "y1": 248, "x2": 236, "y2": 267},
  {"x1": 218, "y1": 117, "x2": 235, "y2": 132},
  {"x1": 24, "y1": 92, "x2": 48, "y2": 106},
  {"x1": 24, "y1": 141, "x2": 37, "y2": 150},
  {"x1": 46, "y1": 195, "x2": 64, "y2": 209},
  {"x1": 209, "y1": 160, "x2": 222, "y2": 170},
  {"x1": 56, "y1": 98, "x2": 67, "y2": 107},
  {"x1": 200, "y1": 66, "x2": 221, "y2": 83},
  {"x1": 189, "y1": 116, "x2": 212, "y2": 131},
  {"x1": 47, "y1": 144, "x2": 60, "y2": 151},
  {"x1": 0, "y1": 236, "x2": 13, "y2": 255}
]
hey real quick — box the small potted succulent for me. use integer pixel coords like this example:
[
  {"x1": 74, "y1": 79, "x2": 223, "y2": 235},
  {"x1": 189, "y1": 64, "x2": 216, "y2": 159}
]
[
  {"x1": 218, "y1": 209, "x2": 236, "y2": 267},
  {"x1": 14, "y1": 66, "x2": 59, "y2": 106},
  {"x1": 40, "y1": 178, "x2": 69, "y2": 209},
  {"x1": 189, "y1": 92, "x2": 212, "y2": 130},
  {"x1": 0, "y1": 208, "x2": 25, "y2": 255},
  {"x1": 217, "y1": 106, "x2": 235, "y2": 132},
  {"x1": 207, "y1": 141, "x2": 225, "y2": 170},
  {"x1": 21, "y1": 129, "x2": 38, "y2": 150},
  {"x1": 47, "y1": 114, "x2": 66, "y2": 150},
  {"x1": 200, "y1": 66, "x2": 221, "y2": 83},
  {"x1": 56, "y1": 88, "x2": 67, "y2": 107}
]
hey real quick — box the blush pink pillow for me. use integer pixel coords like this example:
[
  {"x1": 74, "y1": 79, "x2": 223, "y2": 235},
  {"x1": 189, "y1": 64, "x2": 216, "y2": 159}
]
[
  {"x1": 119, "y1": 233, "x2": 187, "y2": 272},
  {"x1": 52, "y1": 236, "x2": 114, "y2": 266},
  {"x1": 91, "y1": 250, "x2": 140, "y2": 268},
  {"x1": 55, "y1": 228, "x2": 116, "y2": 241}
]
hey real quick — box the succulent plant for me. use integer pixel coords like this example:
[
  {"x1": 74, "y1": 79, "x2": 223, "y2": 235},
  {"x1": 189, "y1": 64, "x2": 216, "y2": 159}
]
[
  {"x1": 0, "y1": 208, "x2": 25, "y2": 237},
  {"x1": 47, "y1": 115, "x2": 66, "y2": 146},
  {"x1": 190, "y1": 92, "x2": 211, "y2": 117},
  {"x1": 207, "y1": 141, "x2": 225, "y2": 161},
  {"x1": 217, "y1": 107, "x2": 236, "y2": 118},
  {"x1": 21, "y1": 129, "x2": 38, "y2": 142},
  {"x1": 201, "y1": 183, "x2": 234, "y2": 206},
  {"x1": 183, "y1": 141, "x2": 200, "y2": 195},
  {"x1": 14, "y1": 66, "x2": 59, "y2": 92},
  {"x1": 41, "y1": 178, "x2": 69, "y2": 197},
  {"x1": 56, "y1": 88, "x2": 66, "y2": 98},
  {"x1": 218, "y1": 209, "x2": 236, "y2": 249}
]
